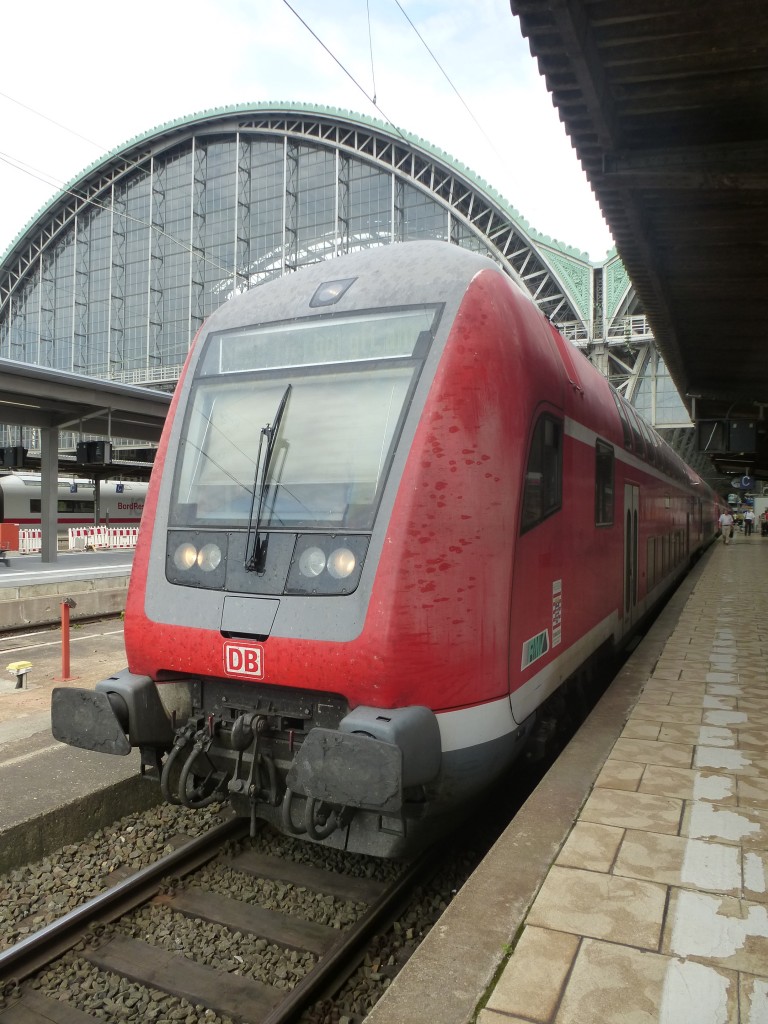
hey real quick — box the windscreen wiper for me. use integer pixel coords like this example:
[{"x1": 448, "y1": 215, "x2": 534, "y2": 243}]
[{"x1": 245, "y1": 384, "x2": 292, "y2": 573}]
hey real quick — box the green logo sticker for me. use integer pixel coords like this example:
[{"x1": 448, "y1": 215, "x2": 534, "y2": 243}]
[{"x1": 521, "y1": 629, "x2": 550, "y2": 670}]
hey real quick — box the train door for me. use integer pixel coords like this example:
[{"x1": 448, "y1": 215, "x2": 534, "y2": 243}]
[{"x1": 623, "y1": 484, "x2": 639, "y2": 632}]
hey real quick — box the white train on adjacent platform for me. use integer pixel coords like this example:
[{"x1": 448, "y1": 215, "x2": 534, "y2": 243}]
[{"x1": 0, "y1": 473, "x2": 147, "y2": 528}]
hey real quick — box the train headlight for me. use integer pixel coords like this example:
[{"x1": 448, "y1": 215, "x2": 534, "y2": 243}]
[
  {"x1": 173, "y1": 542, "x2": 198, "y2": 571},
  {"x1": 197, "y1": 543, "x2": 222, "y2": 572},
  {"x1": 166, "y1": 532, "x2": 228, "y2": 588},
  {"x1": 287, "y1": 535, "x2": 368, "y2": 595},
  {"x1": 298, "y1": 546, "x2": 326, "y2": 577},
  {"x1": 327, "y1": 547, "x2": 356, "y2": 579}
]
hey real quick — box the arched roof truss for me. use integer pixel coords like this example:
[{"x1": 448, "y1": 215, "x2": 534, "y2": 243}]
[{"x1": 0, "y1": 105, "x2": 586, "y2": 373}]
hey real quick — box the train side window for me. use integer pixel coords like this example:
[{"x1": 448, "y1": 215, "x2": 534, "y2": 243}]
[
  {"x1": 595, "y1": 439, "x2": 614, "y2": 526},
  {"x1": 636, "y1": 418, "x2": 655, "y2": 465},
  {"x1": 31, "y1": 498, "x2": 95, "y2": 514},
  {"x1": 610, "y1": 389, "x2": 632, "y2": 450},
  {"x1": 623, "y1": 403, "x2": 647, "y2": 460},
  {"x1": 521, "y1": 414, "x2": 563, "y2": 532}
]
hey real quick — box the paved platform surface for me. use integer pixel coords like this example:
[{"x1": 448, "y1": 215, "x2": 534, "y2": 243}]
[
  {"x1": 0, "y1": 618, "x2": 156, "y2": 872},
  {"x1": 368, "y1": 532, "x2": 768, "y2": 1024}
]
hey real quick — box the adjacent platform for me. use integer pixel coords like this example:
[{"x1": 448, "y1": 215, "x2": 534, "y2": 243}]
[
  {"x1": 0, "y1": 549, "x2": 132, "y2": 630},
  {"x1": 368, "y1": 534, "x2": 768, "y2": 1024},
  {"x1": 0, "y1": 617, "x2": 157, "y2": 873}
]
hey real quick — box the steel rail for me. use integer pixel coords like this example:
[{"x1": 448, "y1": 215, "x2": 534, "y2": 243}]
[
  {"x1": 260, "y1": 841, "x2": 440, "y2": 1024},
  {"x1": 0, "y1": 815, "x2": 245, "y2": 986}
]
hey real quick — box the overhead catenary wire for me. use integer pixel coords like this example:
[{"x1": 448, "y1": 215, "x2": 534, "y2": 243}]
[
  {"x1": 281, "y1": 0, "x2": 409, "y2": 144},
  {"x1": 0, "y1": 89, "x2": 105, "y2": 152},
  {"x1": 367, "y1": 0, "x2": 378, "y2": 105},
  {"x1": 283, "y1": 0, "x2": 509, "y2": 176},
  {"x1": 391, "y1": 0, "x2": 508, "y2": 167}
]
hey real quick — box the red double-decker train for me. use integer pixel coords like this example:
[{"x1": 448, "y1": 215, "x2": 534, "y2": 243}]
[{"x1": 52, "y1": 241, "x2": 719, "y2": 857}]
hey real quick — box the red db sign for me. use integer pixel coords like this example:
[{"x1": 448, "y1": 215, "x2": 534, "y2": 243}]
[{"x1": 223, "y1": 641, "x2": 264, "y2": 680}]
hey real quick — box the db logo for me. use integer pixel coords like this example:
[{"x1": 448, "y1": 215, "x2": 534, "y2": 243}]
[{"x1": 223, "y1": 641, "x2": 264, "y2": 680}]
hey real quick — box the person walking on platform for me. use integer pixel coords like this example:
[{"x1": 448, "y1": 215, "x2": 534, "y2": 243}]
[
  {"x1": 744, "y1": 508, "x2": 755, "y2": 536},
  {"x1": 719, "y1": 508, "x2": 735, "y2": 544}
]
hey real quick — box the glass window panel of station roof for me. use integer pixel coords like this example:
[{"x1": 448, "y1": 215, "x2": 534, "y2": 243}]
[
  {"x1": 251, "y1": 200, "x2": 283, "y2": 254},
  {"x1": 51, "y1": 240, "x2": 74, "y2": 276},
  {"x1": 88, "y1": 249, "x2": 111, "y2": 274},
  {"x1": 162, "y1": 286, "x2": 187, "y2": 314},
  {"x1": 53, "y1": 301, "x2": 70, "y2": 337},
  {"x1": 201, "y1": 138, "x2": 237, "y2": 177},
  {"x1": 5, "y1": 318, "x2": 33, "y2": 360},
  {"x1": 51, "y1": 335, "x2": 71, "y2": 370},
  {"x1": 163, "y1": 260, "x2": 190, "y2": 290},
  {"x1": 298, "y1": 205, "x2": 336, "y2": 252},
  {"x1": 88, "y1": 302, "x2": 109, "y2": 329},
  {"x1": 89, "y1": 266, "x2": 110, "y2": 296},
  {"x1": 204, "y1": 196, "x2": 236, "y2": 232},
  {"x1": 86, "y1": 341, "x2": 109, "y2": 372},
  {"x1": 89, "y1": 207, "x2": 112, "y2": 238},
  {"x1": 164, "y1": 192, "x2": 193, "y2": 223},
  {"x1": 633, "y1": 355, "x2": 690, "y2": 427},
  {"x1": 162, "y1": 146, "x2": 192, "y2": 179},
  {"x1": 451, "y1": 223, "x2": 489, "y2": 255},
  {"x1": 122, "y1": 326, "x2": 147, "y2": 371},
  {"x1": 157, "y1": 242, "x2": 190, "y2": 280},
  {"x1": 249, "y1": 141, "x2": 284, "y2": 193},
  {"x1": 205, "y1": 235, "x2": 235, "y2": 265},
  {"x1": 299, "y1": 147, "x2": 335, "y2": 188},
  {"x1": 204, "y1": 178, "x2": 236, "y2": 217},
  {"x1": 401, "y1": 184, "x2": 448, "y2": 241},
  {"x1": 123, "y1": 203, "x2": 151, "y2": 237},
  {"x1": 655, "y1": 361, "x2": 689, "y2": 425},
  {"x1": 164, "y1": 321, "x2": 191, "y2": 362},
  {"x1": 249, "y1": 233, "x2": 284, "y2": 284},
  {"x1": 633, "y1": 376, "x2": 652, "y2": 421},
  {"x1": 120, "y1": 172, "x2": 150, "y2": 207},
  {"x1": 201, "y1": 283, "x2": 225, "y2": 319},
  {"x1": 349, "y1": 166, "x2": 391, "y2": 240},
  {"x1": 124, "y1": 229, "x2": 150, "y2": 260},
  {"x1": 297, "y1": 152, "x2": 336, "y2": 237},
  {"x1": 204, "y1": 237, "x2": 236, "y2": 276}
]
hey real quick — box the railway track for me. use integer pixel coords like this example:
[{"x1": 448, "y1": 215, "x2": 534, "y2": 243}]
[{"x1": 0, "y1": 816, "x2": 436, "y2": 1024}]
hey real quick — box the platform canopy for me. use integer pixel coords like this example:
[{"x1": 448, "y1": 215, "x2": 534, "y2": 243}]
[
  {"x1": 510, "y1": 0, "x2": 768, "y2": 480},
  {"x1": 0, "y1": 358, "x2": 169, "y2": 443},
  {"x1": 0, "y1": 358, "x2": 170, "y2": 561}
]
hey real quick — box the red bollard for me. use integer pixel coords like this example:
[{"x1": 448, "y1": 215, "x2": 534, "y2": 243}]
[{"x1": 54, "y1": 597, "x2": 79, "y2": 682}]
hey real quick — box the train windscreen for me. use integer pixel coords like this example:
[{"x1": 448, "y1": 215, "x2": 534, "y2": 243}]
[{"x1": 171, "y1": 307, "x2": 439, "y2": 531}]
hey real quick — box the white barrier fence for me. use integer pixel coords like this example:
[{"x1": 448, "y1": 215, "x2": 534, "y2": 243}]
[
  {"x1": 68, "y1": 526, "x2": 139, "y2": 550},
  {"x1": 19, "y1": 529, "x2": 42, "y2": 554},
  {"x1": 15, "y1": 527, "x2": 139, "y2": 553}
]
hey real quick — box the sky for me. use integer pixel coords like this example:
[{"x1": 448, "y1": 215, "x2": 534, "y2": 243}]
[{"x1": 0, "y1": 0, "x2": 615, "y2": 262}]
